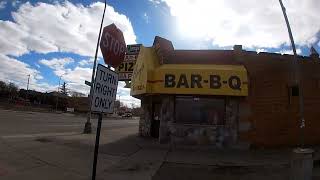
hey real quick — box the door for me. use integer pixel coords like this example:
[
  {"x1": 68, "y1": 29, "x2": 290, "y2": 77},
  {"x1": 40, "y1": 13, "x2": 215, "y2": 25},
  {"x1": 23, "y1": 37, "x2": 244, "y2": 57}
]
[{"x1": 151, "y1": 103, "x2": 161, "y2": 138}]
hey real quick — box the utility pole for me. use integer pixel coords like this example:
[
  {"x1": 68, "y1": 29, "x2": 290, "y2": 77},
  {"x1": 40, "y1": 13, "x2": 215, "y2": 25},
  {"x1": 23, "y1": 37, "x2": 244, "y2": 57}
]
[
  {"x1": 83, "y1": 0, "x2": 107, "y2": 134},
  {"x1": 26, "y1": 74, "x2": 30, "y2": 91},
  {"x1": 278, "y1": 0, "x2": 305, "y2": 147},
  {"x1": 55, "y1": 75, "x2": 63, "y2": 112},
  {"x1": 26, "y1": 74, "x2": 30, "y2": 100}
]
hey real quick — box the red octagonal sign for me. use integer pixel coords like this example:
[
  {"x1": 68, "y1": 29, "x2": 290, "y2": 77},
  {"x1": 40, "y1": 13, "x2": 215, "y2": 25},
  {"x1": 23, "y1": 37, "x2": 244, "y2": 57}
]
[{"x1": 100, "y1": 23, "x2": 126, "y2": 68}]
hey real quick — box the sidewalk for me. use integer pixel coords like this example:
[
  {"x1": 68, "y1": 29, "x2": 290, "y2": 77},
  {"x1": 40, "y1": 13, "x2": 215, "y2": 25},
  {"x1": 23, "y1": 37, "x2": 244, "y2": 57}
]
[{"x1": 1, "y1": 130, "x2": 320, "y2": 180}]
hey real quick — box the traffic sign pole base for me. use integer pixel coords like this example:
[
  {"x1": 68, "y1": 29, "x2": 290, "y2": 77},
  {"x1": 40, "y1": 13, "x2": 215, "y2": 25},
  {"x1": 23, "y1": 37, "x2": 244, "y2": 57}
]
[{"x1": 83, "y1": 122, "x2": 92, "y2": 134}]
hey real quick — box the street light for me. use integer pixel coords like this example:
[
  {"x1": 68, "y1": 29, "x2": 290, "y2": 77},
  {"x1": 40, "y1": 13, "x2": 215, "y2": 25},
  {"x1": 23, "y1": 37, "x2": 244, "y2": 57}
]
[
  {"x1": 55, "y1": 74, "x2": 65, "y2": 112},
  {"x1": 278, "y1": 0, "x2": 305, "y2": 147}
]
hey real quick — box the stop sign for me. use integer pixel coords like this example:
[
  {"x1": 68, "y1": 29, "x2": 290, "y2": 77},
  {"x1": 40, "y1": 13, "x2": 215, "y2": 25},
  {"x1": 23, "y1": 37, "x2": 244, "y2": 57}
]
[{"x1": 100, "y1": 23, "x2": 126, "y2": 68}]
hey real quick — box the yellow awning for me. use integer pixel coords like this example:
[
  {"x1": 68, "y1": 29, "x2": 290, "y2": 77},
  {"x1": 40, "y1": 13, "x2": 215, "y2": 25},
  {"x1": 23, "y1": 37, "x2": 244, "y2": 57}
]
[{"x1": 131, "y1": 46, "x2": 248, "y2": 97}]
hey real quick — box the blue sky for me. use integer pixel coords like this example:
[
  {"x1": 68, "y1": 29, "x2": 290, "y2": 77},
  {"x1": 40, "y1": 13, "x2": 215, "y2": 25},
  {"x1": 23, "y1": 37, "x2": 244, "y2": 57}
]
[{"x1": 0, "y1": 0, "x2": 319, "y2": 107}]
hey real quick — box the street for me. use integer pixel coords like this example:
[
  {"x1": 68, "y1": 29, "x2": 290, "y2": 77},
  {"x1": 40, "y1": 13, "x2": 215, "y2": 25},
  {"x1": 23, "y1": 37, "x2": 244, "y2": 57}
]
[
  {"x1": 0, "y1": 109, "x2": 138, "y2": 137},
  {"x1": 1, "y1": 108, "x2": 320, "y2": 180},
  {"x1": 0, "y1": 109, "x2": 143, "y2": 180}
]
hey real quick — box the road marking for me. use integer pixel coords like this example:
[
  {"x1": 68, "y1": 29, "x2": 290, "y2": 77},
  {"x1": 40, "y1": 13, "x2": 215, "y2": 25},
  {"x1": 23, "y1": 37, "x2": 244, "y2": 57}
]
[
  {"x1": 1, "y1": 132, "x2": 78, "y2": 139},
  {"x1": 44, "y1": 122, "x2": 138, "y2": 127}
]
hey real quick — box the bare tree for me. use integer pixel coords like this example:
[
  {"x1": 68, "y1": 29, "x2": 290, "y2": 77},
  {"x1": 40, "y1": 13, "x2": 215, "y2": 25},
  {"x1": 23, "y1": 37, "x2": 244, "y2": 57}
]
[
  {"x1": 70, "y1": 91, "x2": 86, "y2": 97},
  {"x1": 60, "y1": 82, "x2": 68, "y2": 96}
]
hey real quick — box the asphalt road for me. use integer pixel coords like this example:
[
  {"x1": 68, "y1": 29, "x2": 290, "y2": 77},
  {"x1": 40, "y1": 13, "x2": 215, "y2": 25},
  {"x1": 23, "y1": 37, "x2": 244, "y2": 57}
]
[{"x1": 0, "y1": 109, "x2": 139, "y2": 138}]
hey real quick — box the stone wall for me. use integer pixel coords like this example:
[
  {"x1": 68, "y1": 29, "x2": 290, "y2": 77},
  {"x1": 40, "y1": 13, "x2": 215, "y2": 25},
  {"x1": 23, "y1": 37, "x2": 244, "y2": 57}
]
[
  {"x1": 164, "y1": 96, "x2": 240, "y2": 147},
  {"x1": 139, "y1": 97, "x2": 152, "y2": 137},
  {"x1": 224, "y1": 97, "x2": 239, "y2": 145},
  {"x1": 139, "y1": 95, "x2": 241, "y2": 147},
  {"x1": 169, "y1": 124, "x2": 225, "y2": 146},
  {"x1": 159, "y1": 96, "x2": 174, "y2": 143}
]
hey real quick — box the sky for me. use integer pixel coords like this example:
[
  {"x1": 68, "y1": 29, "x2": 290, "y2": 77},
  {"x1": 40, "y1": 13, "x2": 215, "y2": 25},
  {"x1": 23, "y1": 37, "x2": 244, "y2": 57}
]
[{"x1": 0, "y1": 0, "x2": 319, "y2": 107}]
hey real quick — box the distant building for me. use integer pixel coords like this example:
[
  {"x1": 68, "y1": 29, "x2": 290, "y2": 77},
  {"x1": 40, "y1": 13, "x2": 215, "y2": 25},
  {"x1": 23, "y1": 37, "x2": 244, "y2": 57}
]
[
  {"x1": 67, "y1": 96, "x2": 89, "y2": 113},
  {"x1": 130, "y1": 36, "x2": 320, "y2": 148}
]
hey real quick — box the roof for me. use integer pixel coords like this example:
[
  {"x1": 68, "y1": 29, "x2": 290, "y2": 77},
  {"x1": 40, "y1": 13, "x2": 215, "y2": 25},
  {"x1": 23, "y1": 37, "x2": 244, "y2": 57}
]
[{"x1": 166, "y1": 50, "x2": 240, "y2": 65}]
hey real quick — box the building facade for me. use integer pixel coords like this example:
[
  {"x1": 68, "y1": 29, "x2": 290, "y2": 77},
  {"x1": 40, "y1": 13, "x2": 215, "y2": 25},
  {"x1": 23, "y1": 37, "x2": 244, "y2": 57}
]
[{"x1": 130, "y1": 36, "x2": 320, "y2": 148}]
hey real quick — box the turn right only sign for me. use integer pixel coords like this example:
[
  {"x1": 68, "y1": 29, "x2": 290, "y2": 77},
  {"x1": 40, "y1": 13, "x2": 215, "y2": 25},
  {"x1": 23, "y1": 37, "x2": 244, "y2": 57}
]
[{"x1": 91, "y1": 64, "x2": 118, "y2": 113}]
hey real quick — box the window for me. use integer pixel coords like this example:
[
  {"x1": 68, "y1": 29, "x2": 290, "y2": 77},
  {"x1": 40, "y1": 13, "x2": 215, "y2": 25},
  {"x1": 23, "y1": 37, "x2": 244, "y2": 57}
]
[
  {"x1": 291, "y1": 85, "x2": 299, "y2": 96},
  {"x1": 175, "y1": 96, "x2": 225, "y2": 125},
  {"x1": 288, "y1": 85, "x2": 299, "y2": 104}
]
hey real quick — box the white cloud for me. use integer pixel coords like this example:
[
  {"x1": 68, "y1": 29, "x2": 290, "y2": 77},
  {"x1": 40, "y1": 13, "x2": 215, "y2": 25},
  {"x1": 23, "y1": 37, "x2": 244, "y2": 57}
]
[
  {"x1": 149, "y1": 0, "x2": 162, "y2": 5},
  {"x1": 143, "y1": 12, "x2": 149, "y2": 23},
  {"x1": 149, "y1": 0, "x2": 161, "y2": 4},
  {"x1": 39, "y1": 57, "x2": 90, "y2": 94},
  {"x1": 256, "y1": 48, "x2": 267, "y2": 53},
  {"x1": 11, "y1": 0, "x2": 21, "y2": 8},
  {"x1": 30, "y1": 82, "x2": 57, "y2": 93},
  {"x1": 0, "y1": 54, "x2": 46, "y2": 90},
  {"x1": 0, "y1": 54, "x2": 57, "y2": 93},
  {"x1": 39, "y1": 57, "x2": 140, "y2": 106},
  {"x1": 0, "y1": 1, "x2": 136, "y2": 57},
  {"x1": 277, "y1": 48, "x2": 302, "y2": 55},
  {"x1": 39, "y1": 58, "x2": 74, "y2": 73},
  {"x1": 161, "y1": 0, "x2": 320, "y2": 48},
  {"x1": 0, "y1": 1, "x2": 7, "y2": 9},
  {"x1": 35, "y1": 63, "x2": 40, "y2": 68},
  {"x1": 78, "y1": 58, "x2": 94, "y2": 67},
  {"x1": 117, "y1": 82, "x2": 141, "y2": 107},
  {"x1": 0, "y1": 1, "x2": 139, "y2": 106}
]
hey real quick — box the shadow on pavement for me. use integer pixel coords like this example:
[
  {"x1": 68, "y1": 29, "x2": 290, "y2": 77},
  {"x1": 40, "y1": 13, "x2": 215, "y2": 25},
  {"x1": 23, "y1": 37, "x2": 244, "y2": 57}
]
[
  {"x1": 152, "y1": 162, "x2": 290, "y2": 180},
  {"x1": 99, "y1": 134, "x2": 142, "y2": 157}
]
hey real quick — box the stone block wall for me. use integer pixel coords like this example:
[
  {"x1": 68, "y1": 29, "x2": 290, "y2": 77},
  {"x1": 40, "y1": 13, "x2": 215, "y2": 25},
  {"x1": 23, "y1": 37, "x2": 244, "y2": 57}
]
[
  {"x1": 169, "y1": 124, "x2": 225, "y2": 146},
  {"x1": 159, "y1": 96, "x2": 174, "y2": 143},
  {"x1": 139, "y1": 97, "x2": 152, "y2": 137},
  {"x1": 139, "y1": 95, "x2": 241, "y2": 147},
  {"x1": 163, "y1": 96, "x2": 240, "y2": 147}
]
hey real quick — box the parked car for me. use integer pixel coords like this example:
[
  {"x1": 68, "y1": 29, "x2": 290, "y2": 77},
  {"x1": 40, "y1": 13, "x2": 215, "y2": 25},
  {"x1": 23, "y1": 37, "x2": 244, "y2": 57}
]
[{"x1": 122, "y1": 112, "x2": 132, "y2": 118}]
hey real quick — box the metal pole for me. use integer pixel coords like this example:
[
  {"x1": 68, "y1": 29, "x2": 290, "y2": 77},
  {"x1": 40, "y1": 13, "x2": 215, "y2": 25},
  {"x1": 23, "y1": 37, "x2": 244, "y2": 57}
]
[
  {"x1": 55, "y1": 75, "x2": 62, "y2": 112},
  {"x1": 26, "y1": 74, "x2": 30, "y2": 100},
  {"x1": 91, "y1": 113, "x2": 103, "y2": 180},
  {"x1": 84, "y1": 0, "x2": 107, "y2": 134},
  {"x1": 278, "y1": 0, "x2": 305, "y2": 147},
  {"x1": 26, "y1": 74, "x2": 30, "y2": 91}
]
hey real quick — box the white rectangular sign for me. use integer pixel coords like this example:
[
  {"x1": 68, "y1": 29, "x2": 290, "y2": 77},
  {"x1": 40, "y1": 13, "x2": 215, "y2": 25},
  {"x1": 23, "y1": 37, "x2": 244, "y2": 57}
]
[
  {"x1": 116, "y1": 44, "x2": 141, "y2": 81},
  {"x1": 91, "y1": 64, "x2": 118, "y2": 113},
  {"x1": 119, "y1": 72, "x2": 133, "y2": 80}
]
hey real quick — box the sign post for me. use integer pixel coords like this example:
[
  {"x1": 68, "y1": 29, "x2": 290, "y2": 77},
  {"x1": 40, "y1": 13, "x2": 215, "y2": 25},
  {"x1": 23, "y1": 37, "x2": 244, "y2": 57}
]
[
  {"x1": 89, "y1": 22, "x2": 126, "y2": 180},
  {"x1": 85, "y1": 22, "x2": 127, "y2": 133},
  {"x1": 90, "y1": 64, "x2": 118, "y2": 180},
  {"x1": 83, "y1": 0, "x2": 108, "y2": 134},
  {"x1": 85, "y1": 4, "x2": 125, "y2": 177},
  {"x1": 92, "y1": 113, "x2": 102, "y2": 180}
]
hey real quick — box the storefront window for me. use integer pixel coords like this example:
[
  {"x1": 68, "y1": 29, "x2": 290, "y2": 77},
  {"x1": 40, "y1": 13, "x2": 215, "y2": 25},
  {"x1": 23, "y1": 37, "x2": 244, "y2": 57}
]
[{"x1": 175, "y1": 96, "x2": 225, "y2": 125}]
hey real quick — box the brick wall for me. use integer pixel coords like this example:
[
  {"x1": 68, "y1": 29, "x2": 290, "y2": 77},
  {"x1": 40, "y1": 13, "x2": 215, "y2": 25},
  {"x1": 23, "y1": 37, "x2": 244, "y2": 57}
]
[{"x1": 236, "y1": 51, "x2": 320, "y2": 147}]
